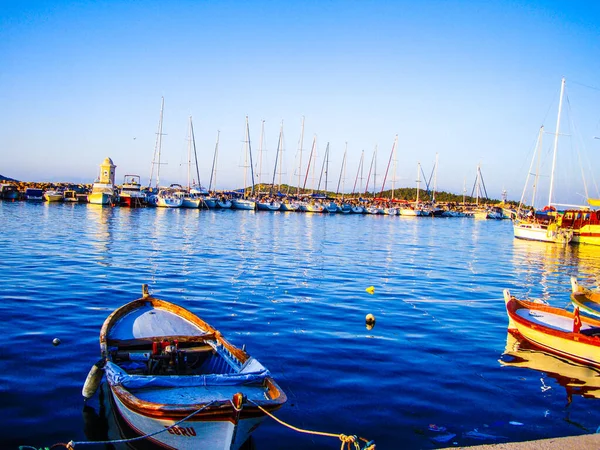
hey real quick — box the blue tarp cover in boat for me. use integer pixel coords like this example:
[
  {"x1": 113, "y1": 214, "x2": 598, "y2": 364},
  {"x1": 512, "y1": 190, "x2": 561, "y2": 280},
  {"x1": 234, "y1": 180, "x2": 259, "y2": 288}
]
[{"x1": 105, "y1": 361, "x2": 270, "y2": 389}]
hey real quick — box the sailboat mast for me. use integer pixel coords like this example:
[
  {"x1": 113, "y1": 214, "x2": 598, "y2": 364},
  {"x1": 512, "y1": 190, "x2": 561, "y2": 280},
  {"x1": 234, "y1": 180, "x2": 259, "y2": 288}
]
[
  {"x1": 247, "y1": 116, "x2": 256, "y2": 196},
  {"x1": 392, "y1": 139, "x2": 398, "y2": 201},
  {"x1": 379, "y1": 134, "x2": 397, "y2": 198},
  {"x1": 352, "y1": 150, "x2": 363, "y2": 196},
  {"x1": 364, "y1": 146, "x2": 376, "y2": 195},
  {"x1": 303, "y1": 136, "x2": 316, "y2": 191},
  {"x1": 208, "y1": 130, "x2": 220, "y2": 192},
  {"x1": 271, "y1": 122, "x2": 282, "y2": 192},
  {"x1": 190, "y1": 117, "x2": 201, "y2": 190},
  {"x1": 149, "y1": 96, "x2": 165, "y2": 188},
  {"x1": 548, "y1": 77, "x2": 565, "y2": 207},
  {"x1": 258, "y1": 119, "x2": 265, "y2": 190},
  {"x1": 336, "y1": 142, "x2": 347, "y2": 197},
  {"x1": 432, "y1": 153, "x2": 438, "y2": 203},
  {"x1": 278, "y1": 121, "x2": 284, "y2": 188},
  {"x1": 416, "y1": 162, "x2": 421, "y2": 204},
  {"x1": 297, "y1": 116, "x2": 305, "y2": 196},
  {"x1": 187, "y1": 116, "x2": 192, "y2": 190}
]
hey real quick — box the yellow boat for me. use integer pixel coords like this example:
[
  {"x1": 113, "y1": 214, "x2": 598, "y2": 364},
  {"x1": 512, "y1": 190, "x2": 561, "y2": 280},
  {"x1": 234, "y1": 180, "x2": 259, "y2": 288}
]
[
  {"x1": 571, "y1": 277, "x2": 600, "y2": 319},
  {"x1": 503, "y1": 288, "x2": 600, "y2": 368}
]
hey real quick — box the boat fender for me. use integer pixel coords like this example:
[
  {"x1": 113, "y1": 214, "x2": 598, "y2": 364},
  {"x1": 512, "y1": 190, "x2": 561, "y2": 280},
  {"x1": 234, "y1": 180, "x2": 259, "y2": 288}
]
[
  {"x1": 82, "y1": 359, "x2": 106, "y2": 400},
  {"x1": 232, "y1": 392, "x2": 246, "y2": 411},
  {"x1": 366, "y1": 314, "x2": 376, "y2": 330}
]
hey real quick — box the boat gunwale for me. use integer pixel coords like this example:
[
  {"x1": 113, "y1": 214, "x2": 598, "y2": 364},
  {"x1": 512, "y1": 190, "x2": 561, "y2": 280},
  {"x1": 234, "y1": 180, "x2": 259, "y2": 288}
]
[{"x1": 110, "y1": 375, "x2": 287, "y2": 422}]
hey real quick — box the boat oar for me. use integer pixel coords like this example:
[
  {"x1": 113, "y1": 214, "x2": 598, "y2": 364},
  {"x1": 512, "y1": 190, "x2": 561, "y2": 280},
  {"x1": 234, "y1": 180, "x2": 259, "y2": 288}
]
[{"x1": 82, "y1": 359, "x2": 106, "y2": 400}]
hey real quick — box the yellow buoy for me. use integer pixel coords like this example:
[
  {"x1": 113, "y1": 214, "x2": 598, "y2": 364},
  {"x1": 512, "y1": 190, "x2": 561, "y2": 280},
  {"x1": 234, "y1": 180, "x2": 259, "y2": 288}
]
[{"x1": 365, "y1": 286, "x2": 375, "y2": 294}]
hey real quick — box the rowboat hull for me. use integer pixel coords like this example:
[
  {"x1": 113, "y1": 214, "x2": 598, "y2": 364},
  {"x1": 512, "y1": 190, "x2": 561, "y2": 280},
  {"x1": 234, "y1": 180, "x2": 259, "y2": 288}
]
[
  {"x1": 110, "y1": 386, "x2": 266, "y2": 450},
  {"x1": 97, "y1": 289, "x2": 286, "y2": 449},
  {"x1": 503, "y1": 289, "x2": 600, "y2": 368}
]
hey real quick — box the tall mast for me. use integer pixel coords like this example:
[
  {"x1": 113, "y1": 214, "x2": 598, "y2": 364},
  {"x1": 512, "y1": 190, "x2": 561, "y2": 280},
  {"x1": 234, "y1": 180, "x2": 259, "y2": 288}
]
[
  {"x1": 352, "y1": 150, "x2": 364, "y2": 196},
  {"x1": 190, "y1": 117, "x2": 201, "y2": 190},
  {"x1": 244, "y1": 116, "x2": 256, "y2": 197},
  {"x1": 187, "y1": 116, "x2": 192, "y2": 190},
  {"x1": 416, "y1": 162, "x2": 421, "y2": 204},
  {"x1": 149, "y1": 97, "x2": 165, "y2": 188},
  {"x1": 208, "y1": 130, "x2": 220, "y2": 192},
  {"x1": 258, "y1": 119, "x2": 265, "y2": 190},
  {"x1": 364, "y1": 146, "x2": 376, "y2": 195},
  {"x1": 336, "y1": 142, "x2": 347, "y2": 197},
  {"x1": 297, "y1": 116, "x2": 305, "y2": 196},
  {"x1": 317, "y1": 142, "x2": 330, "y2": 194},
  {"x1": 271, "y1": 121, "x2": 283, "y2": 192},
  {"x1": 392, "y1": 139, "x2": 398, "y2": 201},
  {"x1": 432, "y1": 153, "x2": 438, "y2": 203},
  {"x1": 242, "y1": 116, "x2": 249, "y2": 197},
  {"x1": 548, "y1": 77, "x2": 565, "y2": 207},
  {"x1": 278, "y1": 121, "x2": 284, "y2": 188},
  {"x1": 379, "y1": 134, "x2": 398, "y2": 198},
  {"x1": 303, "y1": 136, "x2": 316, "y2": 191}
]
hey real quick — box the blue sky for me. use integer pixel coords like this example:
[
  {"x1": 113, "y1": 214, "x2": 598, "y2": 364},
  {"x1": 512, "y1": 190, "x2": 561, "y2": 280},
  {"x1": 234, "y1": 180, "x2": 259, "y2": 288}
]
[{"x1": 2, "y1": 0, "x2": 599, "y2": 204}]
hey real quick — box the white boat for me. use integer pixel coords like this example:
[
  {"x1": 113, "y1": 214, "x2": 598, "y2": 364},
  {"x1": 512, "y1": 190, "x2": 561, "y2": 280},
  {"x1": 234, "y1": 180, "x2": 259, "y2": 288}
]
[
  {"x1": 365, "y1": 206, "x2": 382, "y2": 214},
  {"x1": 299, "y1": 201, "x2": 324, "y2": 213},
  {"x1": 280, "y1": 200, "x2": 300, "y2": 212},
  {"x1": 513, "y1": 78, "x2": 574, "y2": 244},
  {"x1": 180, "y1": 117, "x2": 204, "y2": 209},
  {"x1": 232, "y1": 198, "x2": 256, "y2": 210},
  {"x1": 119, "y1": 175, "x2": 146, "y2": 207},
  {"x1": 382, "y1": 207, "x2": 399, "y2": 215},
  {"x1": 155, "y1": 188, "x2": 183, "y2": 208},
  {"x1": 256, "y1": 199, "x2": 281, "y2": 211},
  {"x1": 351, "y1": 205, "x2": 365, "y2": 214},
  {"x1": 85, "y1": 285, "x2": 286, "y2": 450}
]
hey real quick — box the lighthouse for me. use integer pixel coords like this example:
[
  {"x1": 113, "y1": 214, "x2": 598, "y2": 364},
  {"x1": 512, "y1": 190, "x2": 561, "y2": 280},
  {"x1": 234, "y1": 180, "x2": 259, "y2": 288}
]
[
  {"x1": 89, "y1": 157, "x2": 117, "y2": 205},
  {"x1": 99, "y1": 157, "x2": 116, "y2": 185}
]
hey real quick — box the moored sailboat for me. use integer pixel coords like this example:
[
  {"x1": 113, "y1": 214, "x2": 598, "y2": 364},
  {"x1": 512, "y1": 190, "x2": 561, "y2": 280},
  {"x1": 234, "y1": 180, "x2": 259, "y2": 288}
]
[{"x1": 513, "y1": 77, "x2": 573, "y2": 244}]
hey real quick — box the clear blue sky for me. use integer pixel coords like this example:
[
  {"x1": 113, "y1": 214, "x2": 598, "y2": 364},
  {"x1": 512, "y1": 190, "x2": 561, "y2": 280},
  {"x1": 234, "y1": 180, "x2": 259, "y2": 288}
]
[{"x1": 2, "y1": 0, "x2": 599, "y2": 204}]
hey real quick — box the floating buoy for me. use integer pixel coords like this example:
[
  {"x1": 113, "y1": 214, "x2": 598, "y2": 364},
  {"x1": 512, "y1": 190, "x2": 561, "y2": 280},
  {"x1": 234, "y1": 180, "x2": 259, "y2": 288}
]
[
  {"x1": 52, "y1": 338, "x2": 61, "y2": 346},
  {"x1": 366, "y1": 313, "x2": 376, "y2": 330},
  {"x1": 365, "y1": 286, "x2": 375, "y2": 294},
  {"x1": 82, "y1": 359, "x2": 106, "y2": 400}
]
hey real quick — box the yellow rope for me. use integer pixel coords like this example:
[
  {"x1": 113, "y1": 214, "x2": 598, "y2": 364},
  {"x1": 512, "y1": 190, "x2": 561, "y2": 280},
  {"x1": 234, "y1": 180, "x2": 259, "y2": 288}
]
[{"x1": 249, "y1": 400, "x2": 374, "y2": 450}]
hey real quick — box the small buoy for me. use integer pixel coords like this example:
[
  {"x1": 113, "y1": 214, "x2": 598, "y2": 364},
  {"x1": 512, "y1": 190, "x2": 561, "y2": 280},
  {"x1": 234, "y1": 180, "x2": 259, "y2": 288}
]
[
  {"x1": 366, "y1": 286, "x2": 375, "y2": 294},
  {"x1": 82, "y1": 359, "x2": 106, "y2": 400},
  {"x1": 366, "y1": 313, "x2": 376, "y2": 330},
  {"x1": 52, "y1": 338, "x2": 61, "y2": 346}
]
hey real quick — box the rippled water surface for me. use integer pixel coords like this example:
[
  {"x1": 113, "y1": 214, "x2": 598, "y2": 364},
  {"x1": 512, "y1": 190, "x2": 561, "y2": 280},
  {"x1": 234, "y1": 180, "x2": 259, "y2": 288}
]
[{"x1": 3, "y1": 201, "x2": 600, "y2": 449}]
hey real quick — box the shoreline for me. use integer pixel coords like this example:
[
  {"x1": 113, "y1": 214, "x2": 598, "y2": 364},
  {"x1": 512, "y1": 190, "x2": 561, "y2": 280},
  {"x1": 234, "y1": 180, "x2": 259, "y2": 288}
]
[{"x1": 443, "y1": 433, "x2": 600, "y2": 449}]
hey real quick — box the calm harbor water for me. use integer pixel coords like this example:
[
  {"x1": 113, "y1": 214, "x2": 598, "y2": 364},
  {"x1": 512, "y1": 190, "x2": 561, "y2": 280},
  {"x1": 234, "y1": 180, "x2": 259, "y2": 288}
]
[{"x1": 2, "y1": 201, "x2": 600, "y2": 449}]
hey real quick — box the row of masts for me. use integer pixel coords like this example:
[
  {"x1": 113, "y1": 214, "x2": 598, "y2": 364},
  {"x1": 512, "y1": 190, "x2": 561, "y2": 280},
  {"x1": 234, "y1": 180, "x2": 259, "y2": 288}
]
[{"x1": 148, "y1": 99, "x2": 476, "y2": 203}]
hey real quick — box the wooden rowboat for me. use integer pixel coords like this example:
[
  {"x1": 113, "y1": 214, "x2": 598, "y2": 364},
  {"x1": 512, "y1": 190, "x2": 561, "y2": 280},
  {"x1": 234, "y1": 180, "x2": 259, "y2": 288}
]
[
  {"x1": 85, "y1": 285, "x2": 286, "y2": 449},
  {"x1": 503, "y1": 288, "x2": 600, "y2": 369},
  {"x1": 571, "y1": 276, "x2": 600, "y2": 319}
]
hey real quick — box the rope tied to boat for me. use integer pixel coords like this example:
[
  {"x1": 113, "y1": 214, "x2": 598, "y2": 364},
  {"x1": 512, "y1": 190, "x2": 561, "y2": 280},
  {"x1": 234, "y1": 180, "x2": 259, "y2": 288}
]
[
  {"x1": 248, "y1": 399, "x2": 375, "y2": 450},
  {"x1": 49, "y1": 400, "x2": 217, "y2": 449}
]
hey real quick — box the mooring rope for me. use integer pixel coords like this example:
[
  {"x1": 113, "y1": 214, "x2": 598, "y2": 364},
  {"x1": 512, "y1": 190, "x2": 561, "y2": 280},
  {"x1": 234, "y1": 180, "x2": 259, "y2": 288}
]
[
  {"x1": 47, "y1": 400, "x2": 217, "y2": 449},
  {"x1": 247, "y1": 399, "x2": 375, "y2": 450}
]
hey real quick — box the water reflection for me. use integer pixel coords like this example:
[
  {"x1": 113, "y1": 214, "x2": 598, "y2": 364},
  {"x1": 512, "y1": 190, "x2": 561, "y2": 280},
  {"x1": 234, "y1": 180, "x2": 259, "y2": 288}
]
[
  {"x1": 500, "y1": 331, "x2": 600, "y2": 401},
  {"x1": 85, "y1": 204, "x2": 117, "y2": 266}
]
